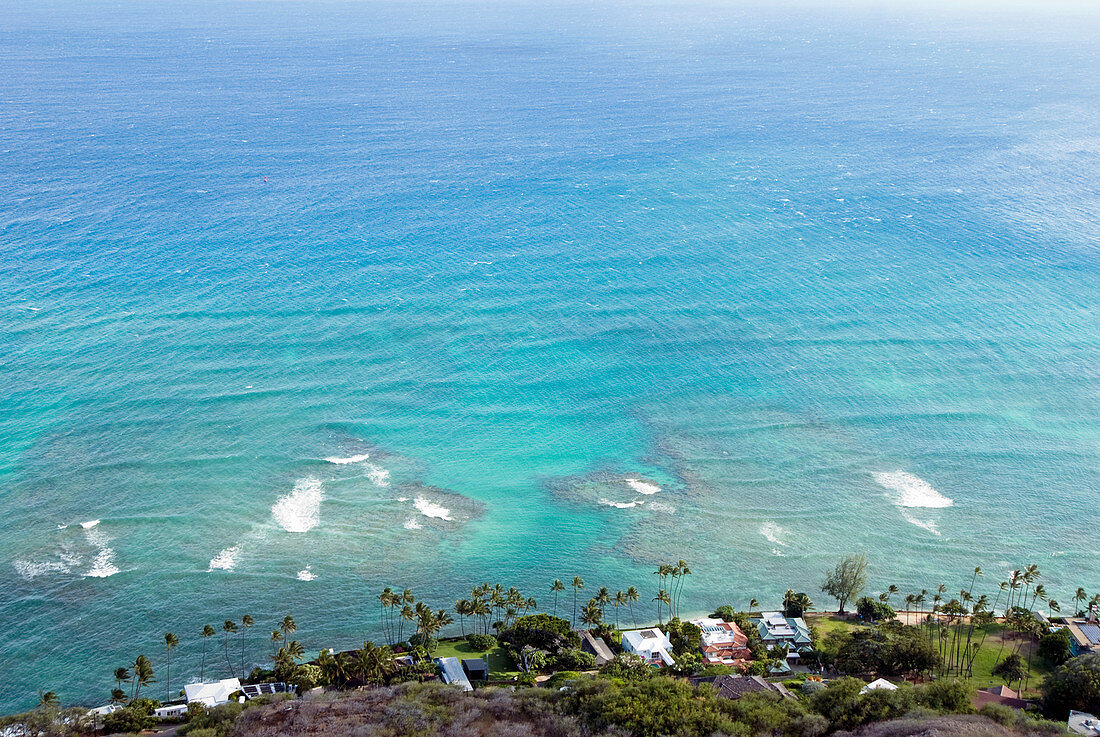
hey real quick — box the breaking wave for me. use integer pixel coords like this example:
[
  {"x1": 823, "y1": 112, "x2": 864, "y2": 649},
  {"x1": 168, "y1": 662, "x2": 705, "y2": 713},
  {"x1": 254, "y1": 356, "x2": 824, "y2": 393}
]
[
  {"x1": 599, "y1": 498, "x2": 644, "y2": 509},
  {"x1": 207, "y1": 546, "x2": 242, "y2": 572},
  {"x1": 403, "y1": 518, "x2": 423, "y2": 530},
  {"x1": 296, "y1": 566, "x2": 317, "y2": 581},
  {"x1": 873, "y1": 471, "x2": 953, "y2": 508},
  {"x1": 759, "y1": 521, "x2": 788, "y2": 546},
  {"x1": 272, "y1": 478, "x2": 324, "y2": 532},
  {"x1": 82, "y1": 526, "x2": 119, "y2": 577},
  {"x1": 80, "y1": 519, "x2": 100, "y2": 530},
  {"x1": 324, "y1": 453, "x2": 371, "y2": 465},
  {"x1": 413, "y1": 496, "x2": 452, "y2": 521},
  {"x1": 625, "y1": 479, "x2": 660, "y2": 495},
  {"x1": 365, "y1": 463, "x2": 390, "y2": 488}
]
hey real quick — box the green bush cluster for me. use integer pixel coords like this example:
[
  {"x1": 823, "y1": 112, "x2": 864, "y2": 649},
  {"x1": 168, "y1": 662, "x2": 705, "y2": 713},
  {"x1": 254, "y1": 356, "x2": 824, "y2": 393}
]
[{"x1": 465, "y1": 633, "x2": 497, "y2": 652}]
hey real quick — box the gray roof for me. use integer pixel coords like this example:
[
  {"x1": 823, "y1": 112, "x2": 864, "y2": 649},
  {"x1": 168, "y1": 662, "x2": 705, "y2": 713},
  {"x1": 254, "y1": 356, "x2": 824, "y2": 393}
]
[
  {"x1": 580, "y1": 630, "x2": 615, "y2": 665},
  {"x1": 694, "y1": 675, "x2": 791, "y2": 700},
  {"x1": 435, "y1": 656, "x2": 474, "y2": 692}
]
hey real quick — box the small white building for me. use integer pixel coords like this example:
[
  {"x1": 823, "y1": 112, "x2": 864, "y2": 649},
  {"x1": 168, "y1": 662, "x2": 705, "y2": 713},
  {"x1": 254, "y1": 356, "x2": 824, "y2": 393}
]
[
  {"x1": 153, "y1": 703, "x2": 190, "y2": 720},
  {"x1": 860, "y1": 678, "x2": 898, "y2": 694},
  {"x1": 621, "y1": 628, "x2": 675, "y2": 666},
  {"x1": 184, "y1": 678, "x2": 243, "y2": 707},
  {"x1": 87, "y1": 704, "x2": 121, "y2": 717}
]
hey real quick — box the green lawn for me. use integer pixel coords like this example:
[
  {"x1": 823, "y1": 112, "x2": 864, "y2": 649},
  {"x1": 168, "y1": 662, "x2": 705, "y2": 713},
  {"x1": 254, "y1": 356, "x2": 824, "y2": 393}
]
[
  {"x1": 929, "y1": 623, "x2": 1051, "y2": 697},
  {"x1": 432, "y1": 638, "x2": 523, "y2": 681},
  {"x1": 806, "y1": 614, "x2": 1051, "y2": 697}
]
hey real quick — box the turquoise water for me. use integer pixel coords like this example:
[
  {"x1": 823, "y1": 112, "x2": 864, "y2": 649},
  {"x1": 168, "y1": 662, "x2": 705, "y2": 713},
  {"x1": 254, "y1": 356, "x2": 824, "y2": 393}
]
[{"x1": 2, "y1": 0, "x2": 1099, "y2": 713}]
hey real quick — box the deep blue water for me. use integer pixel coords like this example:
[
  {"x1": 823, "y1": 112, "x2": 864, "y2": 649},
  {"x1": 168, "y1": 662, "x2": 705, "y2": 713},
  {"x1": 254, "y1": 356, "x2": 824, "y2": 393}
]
[{"x1": 1, "y1": 0, "x2": 1098, "y2": 713}]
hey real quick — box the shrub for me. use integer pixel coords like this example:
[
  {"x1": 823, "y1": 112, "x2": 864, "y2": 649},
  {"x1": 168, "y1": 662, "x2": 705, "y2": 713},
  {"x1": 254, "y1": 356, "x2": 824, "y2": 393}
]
[
  {"x1": 665, "y1": 618, "x2": 703, "y2": 656},
  {"x1": 600, "y1": 653, "x2": 654, "y2": 681},
  {"x1": 1038, "y1": 628, "x2": 1073, "y2": 665},
  {"x1": 1042, "y1": 652, "x2": 1100, "y2": 719},
  {"x1": 552, "y1": 648, "x2": 596, "y2": 671},
  {"x1": 712, "y1": 605, "x2": 737, "y2": 622},
  {"x1": 545, "y1": 671, "x2": 585, "y2": 689},
  {"x1": 801, "y1": 679, "x2": 826, "y2": 696},
  {"x1": 500, "y1": 614, "x2": 580, "y2": 653},
  {"x1": 102, "y1": 706, "x2": 156, "y2": 734},
  {"x1": 856, "y1": 597, "x2": 896, "y2": 622},
  {"x1": 466, "y1": 633, "x2": 497, "y2": 651},
  {"x1": 181, "y1": 702, "x2": 243, "y2": 737},
  {"x1": 407, "y1": 633, "x2": 438, "y2": 651},
  {"x1": 915, "y1": 679, "x2": 973, "y2": 713},
  {"x1": 292, "y1": 664, "x2": 323, "y2": 691}
]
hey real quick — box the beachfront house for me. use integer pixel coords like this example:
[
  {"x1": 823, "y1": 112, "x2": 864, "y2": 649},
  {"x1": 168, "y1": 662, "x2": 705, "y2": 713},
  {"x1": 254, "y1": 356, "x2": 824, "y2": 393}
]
[
  {"x1": 754, "y1": 612, "x2": 813, "y2": 665},
  {"x1": 690, "y1": 617, "x2": 751, "y2": 666},
  {"x1": 621, "y1": 628, "x2": 675, "y2": 666},
  {"x1": 153, "y1": 704, "x2": 190, "y2": 720},
  {"x1": 184, "y1": 678, "x2": 243, "y2": 707},
  {"x1": 435, "y1": 656, "x2": 474, "y2": 692}
]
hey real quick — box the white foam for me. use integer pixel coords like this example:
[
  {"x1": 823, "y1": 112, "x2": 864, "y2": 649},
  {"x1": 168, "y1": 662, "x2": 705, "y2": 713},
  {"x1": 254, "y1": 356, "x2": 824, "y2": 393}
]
[
  {"x1": 13, "y1": 552, "x2": 81, "y2": 579},
  {"x1": 874, "y1": 471, "x2": 953, "y2": 508},
  {"x1": 403, "y1": 518, "x2": 423, "y2": 530},
  {"x1": 325, "y1": 453, "x2": 371, "y2": 465},
  {"x1": 397, "y1": 497, "x2": 408, "y2": 502},
  {"x1": 901, "y1": 511, "x2": 941, "y2": 536},
  {"x1": 272, "y1": 478, "x2": 324, "y2": 532},
  {"x1": 759, "y1": 521, "x2": 788, "y2": 546},
  {"x1": 413, "y1": 496, "x2": 452, "y2": 520},
  {"x1": 207, "y1": 546, "x2": 242, "y2": 572},
  {"x1": 296, "y1": 566, "x2": 317, "y2": 581},
  {"x1": 648, "y1": 502, "x2": 676, "y2": 514},
  {"x1": 599, "y1": 498, "x2": 644, "y2": 509},
  {"x1": 82, "y1": 527, "x2": 119, "y2": 577},
  {"x1": 365, "y1": 463, "x2": 390, "y2": 488},
  {"x1": 625, "y1": 478, "x2": 661, "y2": 495},
  {"x1": 85, "y1": 547, "x2": 119, "y2": 578}
]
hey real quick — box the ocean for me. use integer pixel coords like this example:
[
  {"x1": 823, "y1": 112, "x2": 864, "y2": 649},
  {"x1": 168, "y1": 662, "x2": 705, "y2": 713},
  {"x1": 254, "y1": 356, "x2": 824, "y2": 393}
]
[{"x1": 1, "y1": 0, "x2": 1098, "y2": 713}]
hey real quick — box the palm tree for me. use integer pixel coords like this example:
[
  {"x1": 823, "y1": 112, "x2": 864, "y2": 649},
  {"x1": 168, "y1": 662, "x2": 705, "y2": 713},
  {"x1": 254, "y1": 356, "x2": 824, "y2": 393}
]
[
  {"x1": 240, "y1": 615, "x2": 254, "y2": 675},
  {"x1": 1074, "y1": 588, "x2": 1088, "y2": 616},
  {"x1": 109, "y1": 689, "x2": 127, "y2": 705},
  {"x1": 270, "y1": 630, "x2": 282, "y2": 657},
  {"x1": 200, "y1": 625, "x2": 216, "y2": 681},
  {"x1": 654, "y1": 589, "x2": 671, "y2": 625},
  {"x1": 614, "y1": 591, "x2": 627, "y2": 628},
  {"x1": 571, "y1": 577, "x2": 585, "y2": 628},
  {"x1": 1049, "y1": 599, "x2": 1060, "y2": 619},
  {"x1": 131, "y1": 655, "x2": 154, "y2": 701},
  {"x1": 673, "y1": 560, "x2": 691, "y2": 618},
  {"x1": 581, "y1": 599, "x2": 603, "y2": 628},
  {"x1": 38, "y1": 691, "x2": 59, "y2": 709},
  {"x1": 280, "y1": 615, "x2": 297, "y2": 643},
  {"x1": 550, "y1": 580, "x2": 565, "y2": 617},
  {"x1": 222, "y1": 619, "x2": 238, "y2": 677},
  {"x1": 164, "y1": 632, "x2": 178, "y2": 701},
  {"x1": 626, "y1": 587, "x2": 640, "y2": 628},
  {"x1": 749, "y1": 598, "x2": 759, "y2": 612},
  {"x1": 114, "y1": 667, "x2": 131, "y2": 694}
]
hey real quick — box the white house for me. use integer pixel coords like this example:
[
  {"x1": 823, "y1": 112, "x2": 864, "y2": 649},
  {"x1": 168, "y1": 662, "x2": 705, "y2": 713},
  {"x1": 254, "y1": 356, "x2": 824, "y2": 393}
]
[
  {"x1": 184, "y1": 678, "x2": 243, "y2": 707},
  {"x1": 621, "y1": 628, "x2": 675, "y2": 666}
]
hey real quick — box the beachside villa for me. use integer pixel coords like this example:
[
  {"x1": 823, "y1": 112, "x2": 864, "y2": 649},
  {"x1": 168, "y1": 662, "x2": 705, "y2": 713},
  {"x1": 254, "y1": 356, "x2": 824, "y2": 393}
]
[
  {"x1": 754, "y1": 612, "x2": 813, "y2": 665},
  {"x1": 184, "y1": 678, "x2": 243, "y2": 707},
  {"x1": 690, "y1": 617, "x2": 751, "y2": 665},
  {"x1": 621, "y1": 628, "x2": 675, "y2": 667}
]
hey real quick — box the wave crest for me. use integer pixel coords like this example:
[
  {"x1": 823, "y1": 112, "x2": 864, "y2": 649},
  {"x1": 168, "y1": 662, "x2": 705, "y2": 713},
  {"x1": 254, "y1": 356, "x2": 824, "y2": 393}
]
[
  {"x1": 873, "y1": 471, "x2": 953, "y2": 508},
  {"x1": 272, "y1": 478, "x2": 324, "y2": 532}
]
